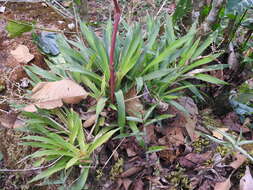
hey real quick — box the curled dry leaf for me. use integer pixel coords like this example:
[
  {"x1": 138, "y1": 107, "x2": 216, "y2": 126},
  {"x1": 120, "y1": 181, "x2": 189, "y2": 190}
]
[
  {"x1": 214, "y1": 177, "x2": 231, "y2": 190},
  {"x1": 240, "y1": 166, "x2": 253, "y2": 190},
  {"x1": 23, "y1": 79, "x2": 88, "y2": 112},
  {"x1": 10, "y1": 45, "x2": 34, "y2": 64},
  {"x1": 83, "y1": 114, "x2": 96, "y2": 128},
  {"x1": 212, "y1": 128, "x2": 229, "y2": 140},
  {"x1": 122, "y1": 178, "x2": 132, "y2": 190},
  {"x1": 125, "y1": 88, "x2": 144, "y2": 117},
  {"x1": 168, "y1": 97, "x2": 199, "y2": 141},
  {"x1": 133, "y1": 179, "x2": 144, "y2": 190},
  {"x1": 120, "y1": 166, "x2": 143, "y2": 178},
  {"x1": 230, "y1": 152, "x2": 247, "y2": 170},
  {"x1": 179, "y1": 151, "x2": 212, "y2": 169}
]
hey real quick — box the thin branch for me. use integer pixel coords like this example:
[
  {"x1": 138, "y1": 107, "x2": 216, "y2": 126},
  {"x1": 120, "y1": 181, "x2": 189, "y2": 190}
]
[
  {"x1": 109, "y1": 0, "x2": 121, "y2": 103},
  {"x1": 0, "y1": 156, "x2": 62, "y2": 172},
  {"x1": 102, "y1": 137, "x2": 125, "y2": 170}
]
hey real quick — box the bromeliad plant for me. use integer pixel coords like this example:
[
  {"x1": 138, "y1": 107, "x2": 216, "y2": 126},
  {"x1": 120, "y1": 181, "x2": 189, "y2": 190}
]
[
  {"x1": 21, "y1": 108, "x2": 118, "y2": 186},
  {"x1": 25, "y1": 16, "x2": 227, "y2": 107}
]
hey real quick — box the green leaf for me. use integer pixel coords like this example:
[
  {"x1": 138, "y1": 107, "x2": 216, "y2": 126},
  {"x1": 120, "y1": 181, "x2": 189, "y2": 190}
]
[
  {"x1": 144, "y1": 114, "x2": 174, "y2": 126},
  {"x1": 19, "y1": 142, "x2": 59, "y2": 149},
  {"x1": 29, "y1": 158, "x2": 68, "y2": 183},
  {"x1": 30, "y1": 150, "x2": 74, "y2": 158},
  {"x1": 226, "y1": 0, "x2": 253, "y2": 14},
  {"x1": 191, "y1": 31, "x2": 218, "y2": 60},
  {"x1": 146, "y1": 146, "x2": 167, "y2": 154},
  {"x1": 136, "y1": 77, "x2": 144, "y2": 94},
  {"x1": 115, "y1": 90, "x2": 126, "y2": 133},
  {"x1": 65, "y1": 157, "x2": 79, "y2": 170},
  {"x1": 87, "y1": 128, "x2": 119, "y2": 155},
  {"x1": 193, "y1": 74, "x2": 228, "y2": 85},
  {"x1": 167, "y1": 100, "x2": 188, "y2": 114},
  {"x1": 70, "y1": 167, "x2": 90, "y2": 190},
  {"x1": 172, "y1": 0, "x2": 192, "y2": 23},
  {"x1": 181, "y1": 53, "x2": 222, "y2": 74},
  {"x1": 6, "y1": 20, "x2": 33, "y2": 38},
  {"x1": 142, "y1": 34, "x2": 192, "y2": 73},
  {"x1": 143, "y1": 104, "x2": 157, "y2": 121}
]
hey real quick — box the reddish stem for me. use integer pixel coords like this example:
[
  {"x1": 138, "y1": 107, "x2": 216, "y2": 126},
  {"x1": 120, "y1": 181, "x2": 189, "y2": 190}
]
[{"x1": 109, "y1": 0, "x2": 121, "y2": 103}]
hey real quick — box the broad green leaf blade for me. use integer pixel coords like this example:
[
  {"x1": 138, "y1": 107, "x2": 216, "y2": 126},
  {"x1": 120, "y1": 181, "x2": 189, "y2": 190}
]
[
  {"x1": 191, "y1": 31, "x2": 218, "y2": 60},
  {"x1": 115, "y1": 90, "x2": 126, "y2": 133},
  {"x1": 144, "y1": 114, "x2": 174, "y2": 126},
  {"x1": 193, "y1": 74, "x2": 228, "y2": 85},
  {"x1": 65, "y1": 157, "x2": 79, "y2": 170},
  {"x1": 87, "y1": 128, "x2": 119, "y2": 155},
  {"x1": 70, "y1": 167, "x2": 90, "y2": 190},
  {"x1": 142, "y1": 34, "x2": 193, "y2": 73},
  {"x1": 29, "y1": 158, "x2": 68, "y2": 183},
  {"x1": 146, "y1": 146, "x2": 167, "y2": 154},
  {"x1": 6, "y1": 20, "x2": 33, "y2": 38},
  {"x1": 30, "y1": 150, "x2": 74, "y2": 158},
  {"x1": 19, "y1": 142, "x2": 59, "y2": 149},
  {"x1": 181, "y1": 53, "x2": 222, "y2": 74}
]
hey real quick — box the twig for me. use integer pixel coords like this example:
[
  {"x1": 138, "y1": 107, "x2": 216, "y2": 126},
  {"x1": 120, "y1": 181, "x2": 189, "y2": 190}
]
[
  {"x1": 124, "y1": 92, "x2": 149, "y2": 103},
  {"x1": 102, "y1": 137, "x2": 125, "y2": 170},
  {"x1": 155, "y1": 0, "x2": 168, "y2": 19},
  {"x1": 109, "y1": 0, "x2": 121, "y2": 103},
  {"x1": 0, "y1": 156, "x2": 62, "y2": 172}
]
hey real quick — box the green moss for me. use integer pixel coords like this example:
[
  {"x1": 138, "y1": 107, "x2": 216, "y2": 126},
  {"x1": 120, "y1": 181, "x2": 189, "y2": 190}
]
[
  {"x1": 109, "y1": 158, "x2": 124, "y2": 180},
  {"x1": 166, "y1": 164, "x2": 191, "y2": 190},
  {"x1": 215, "y1": 145, "x2": 231, "y2": 157},
  {"x1": 192, "y1": 138, "x2": 210, "y2": 153},
  {"x1": 0, "y1": 80, "x2": 5, "y2": 93}
]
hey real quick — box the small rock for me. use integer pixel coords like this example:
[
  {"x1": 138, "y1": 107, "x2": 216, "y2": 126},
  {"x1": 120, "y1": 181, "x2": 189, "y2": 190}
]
[
  {"x1": 41, "y1": 2, "x2": 47, "y2": 7},
  {"x1": 58, "y1": 20, "x2": 64, "y2": 24},
  {"x1": 63, "y1": 1, "x2": 72, "y2": 8},
  {"x1": 68, "y1": 23, "x2": 75, "y2": 30},
  {"x1": 20, "y1": 78, "x2": 29, "y2": 88},
  {"x1": 0, "y1": 6, "x2": 5, "y2": 13}
]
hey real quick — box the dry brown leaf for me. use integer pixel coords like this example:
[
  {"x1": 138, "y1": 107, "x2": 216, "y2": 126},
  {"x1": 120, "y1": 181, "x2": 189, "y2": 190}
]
[
  {"x1": 122, "y1": 178, "x2": 132, "y2": 190},
  {"x1": 168, "y1": 97, "x2": 199, "y2": 141},
  {"x1": 133, "y1": 179, "x2": 144, "y2": 190},
  {"x1": 214, "y1": 177, "x2": 231, "y2": 190},
  {"x1": 179, "y1": 151, "x2": 212, "y2": 169},
  {"x1": 120, "y1": 166, "x2": 143, "y2": 178},
  {"x1": 165, "y1": 127, "x2": 185, "y2": 146},
  {"x1": 125, "y1": 88, "x2": 144, "y2": 117},
  {"x1": 23, "y1": 79, "x2": 88, "y2": 112},
  {"x1": 10, "y1": 45, "x2": 34, "y2": 64},
  {"x1": 0, "y1": 112, "x2": 18, "y2": 128},
  {"x1": 83, "y1": 114, "x2": 96, "y2": 128},
  {"x1": 213, "y1": 128, "x2": 229, "y2": 140},
  {"x1": 240, "y1": 166, "x2": 253, "y2": 190},
  {"x1": 126, "y1": 147, "x2": 137, "y2": 157},
  {"x1": 0, "y1": 112, "x2": 24, "y2": 129},
  {"x1": 230, "y1": 152, "x2": 247, "y2": 170}
]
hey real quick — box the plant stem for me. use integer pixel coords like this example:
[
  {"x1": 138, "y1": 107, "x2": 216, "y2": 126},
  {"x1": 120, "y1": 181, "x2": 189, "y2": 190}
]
[{"x1": 109, "y1": 0, "x2": 121, "y2": 103}]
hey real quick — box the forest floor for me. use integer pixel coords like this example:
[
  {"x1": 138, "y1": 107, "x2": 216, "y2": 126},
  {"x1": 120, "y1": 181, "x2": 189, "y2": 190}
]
[{"x1": 0, "y1": 1, "x2": 253, "y2": 190}]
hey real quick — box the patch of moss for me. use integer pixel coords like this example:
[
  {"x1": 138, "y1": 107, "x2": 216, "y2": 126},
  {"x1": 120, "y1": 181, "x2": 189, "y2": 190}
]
[
  {"x1": 192, "y1": 138, "x2": 210, "y2": 153},
  {"x1": 166, "y1": 164, "x2": 191, "y2": 190},
  {"x1": 109, "y1": 158, "x2": 124, "y2": 180},
  {"x1": 215, "y1": 145, "x2": 231, "y2": 157},
  {"x1": 0, "y1": 80, "x2": 5, "y2": 93}
]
